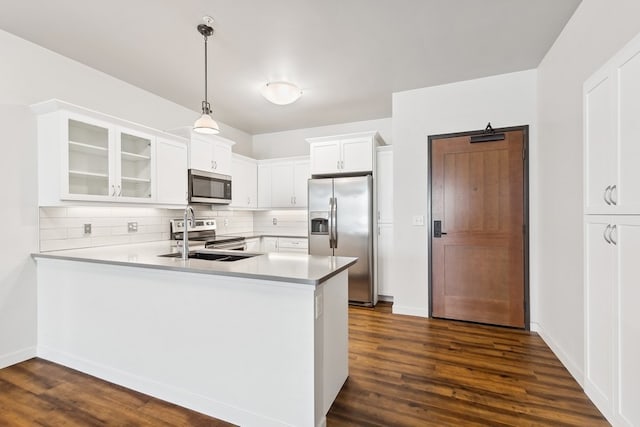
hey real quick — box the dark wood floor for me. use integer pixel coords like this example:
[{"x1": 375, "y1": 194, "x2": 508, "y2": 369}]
[{"x1": 0, "y1": 303, "x2": 607, "y2": 426}]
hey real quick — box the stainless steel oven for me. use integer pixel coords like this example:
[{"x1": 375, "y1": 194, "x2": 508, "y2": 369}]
[{"x1": 188, "y1": 169, "x2": 232, "y2": 204}]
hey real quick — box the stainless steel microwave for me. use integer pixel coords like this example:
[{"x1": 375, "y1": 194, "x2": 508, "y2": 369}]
[{"x1": 188, "y1": 169, "x2": 232, "y2": 204}]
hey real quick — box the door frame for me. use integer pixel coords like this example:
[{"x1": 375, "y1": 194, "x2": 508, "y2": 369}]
[{"x1": 427, "y1": 125, "x2": 530, "y2": 329}]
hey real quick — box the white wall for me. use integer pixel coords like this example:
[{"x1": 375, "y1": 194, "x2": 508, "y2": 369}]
[
  {"x1": 535, "y1": 0, "x2": 640, "y2": 383},
  {"x1": 0, "y1": 29, "x2": 252, "y2": 367},
  {"x1": 252, "y1": 118, "x2": 392, "y2": 159},
  {"x1": 0, "y1": 106, "x2": 38, "y2": 367},
  {"x1": 391, "y1": 70, "x2": 537, "y2": 317}
]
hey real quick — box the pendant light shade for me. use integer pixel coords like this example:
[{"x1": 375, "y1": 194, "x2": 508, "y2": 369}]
[
  {"x1": 193, "y1": 112, "x2": 220, "y2": 134},
  {"x1": 193, "y1": 18, "x2": 220, "y2": 135},
  {"x1": 261, "y1": 81, "x2": 303, "y2": 105}
]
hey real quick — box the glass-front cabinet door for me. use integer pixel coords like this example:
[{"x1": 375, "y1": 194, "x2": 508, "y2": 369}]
[
  {"x1": 66, "y1": 116, "x2": 113, "y2": 199},
  {"x1": 117, "y1": 128, "x2": 153, "y2": 200}
]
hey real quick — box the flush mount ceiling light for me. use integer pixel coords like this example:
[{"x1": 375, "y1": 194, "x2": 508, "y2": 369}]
[
  {"x1": 193, "y1": 16, "x2": 220, "y2": 135},
  {"x1": 260, "y1": 81, "x2": 303, "y2": 105}
]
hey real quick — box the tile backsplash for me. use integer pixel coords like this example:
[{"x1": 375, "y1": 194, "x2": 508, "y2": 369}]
[{"x1": 39, "y1": 206, "x2": 255, "y2": 252}]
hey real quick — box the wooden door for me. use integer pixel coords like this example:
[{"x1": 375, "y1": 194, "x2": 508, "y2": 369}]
[{"x1": 430, "y1": 128, "x2": 526, "y2": 328}]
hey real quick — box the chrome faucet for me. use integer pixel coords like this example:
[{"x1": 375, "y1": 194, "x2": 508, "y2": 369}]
[{"x1": 182, "y1": 205, "x2": 196, "y2": 260}]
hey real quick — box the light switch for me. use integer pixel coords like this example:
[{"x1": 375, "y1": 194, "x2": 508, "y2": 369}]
[{"x1": 412, "y1": 215, "x2": 424, "y2": 226}]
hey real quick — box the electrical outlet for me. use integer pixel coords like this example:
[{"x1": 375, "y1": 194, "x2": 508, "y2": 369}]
[
  {"x1": 273, "y1": 218, "x2": 278, "y2": 226},
  {"x1": 83, "y1": 223, "x2": 91, "y2": 235},
  {"x1": 128, "y1": 222, "x2": 138, "y2": 232}
]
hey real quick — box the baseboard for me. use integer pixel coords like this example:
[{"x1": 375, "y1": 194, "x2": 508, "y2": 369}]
[
  {"x1": 0, "y1": 346, "x2": 37, "y2": 369},
  {"x1": 530, "y1": 322, "x2": 584, "y2": 387},
  {"x1": 392, "y1": 305, "x2": 429, "y2": 318},
  {"x1": 37, "y1": 346, "x2": 290, "y2": 427}
]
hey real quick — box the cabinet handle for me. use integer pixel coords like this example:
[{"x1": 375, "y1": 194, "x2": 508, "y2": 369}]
[
  {"x1": 603, "y1": 224, "x2": 612, "y2": 244},
  {"x1": 247, "y1": 196, "x2": 250, "y2": 205},
  {"x1": 214, "y1": 161, "x2": 218, "y2": 169},
  {"x1": 341, "y1": 160, "x2": 344, "y2": 169},
  {"x1": 293, "y1": 196, "x2": 297, "y2": 205},
  {"x1": 111, "y1": 185, "x2": 116, "y2": 196},
  {"x1": 117, "y1": 185, "x2": 122, "y2": 197},
  {"x1": 610, "y1": 224, "x2": 617, "y2": 245},
  {"x1": 604, "y1": 185, "x2": 612, "y2": 205},
  {"x1": 337, "y1": 160, "x2": 340, "y2": 170},
  {"x1": 610, "y1": 184, "x2": 617, "y2": 206}
]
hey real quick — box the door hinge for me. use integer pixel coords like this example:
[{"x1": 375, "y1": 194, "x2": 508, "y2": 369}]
[{"x1": 522, "y1": 148, "x2": 526, "y2": 160}]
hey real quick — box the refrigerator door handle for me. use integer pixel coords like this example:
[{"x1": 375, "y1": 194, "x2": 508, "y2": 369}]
[
  {"x1": 328, "y1": 197, "x2": 335, "y2": 248},
  {"x1": 333, "y1": 197, "x2": 338, "y2": 248}
]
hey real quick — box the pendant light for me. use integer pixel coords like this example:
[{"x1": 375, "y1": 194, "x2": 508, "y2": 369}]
[{"x1": 193, "y1": 16, "x2": 220, "y2": 135}]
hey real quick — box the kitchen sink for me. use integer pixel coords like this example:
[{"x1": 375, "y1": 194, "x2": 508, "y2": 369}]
[{"x1": 158, "y1": 251, "x2": 257, "y2": 262}]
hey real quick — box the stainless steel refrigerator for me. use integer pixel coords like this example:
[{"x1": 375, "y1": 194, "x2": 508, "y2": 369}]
[{"x1": 308, "y1": 175, "x2": 375, "y2": 306}]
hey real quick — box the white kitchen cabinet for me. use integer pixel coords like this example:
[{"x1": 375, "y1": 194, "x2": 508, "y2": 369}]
[
  {"x1": 116, "y1": 127, "x2": 154, "y2": 201},
  {"x1": 260, "y1": 236, "x2": 308, "y2": 253},
  {"x1": 307, "y1": 131, "x2": 384, "y2": 176},
  {"x1": 245, "y1": 237, "x2": 260, "y2": 252},
  {"x1": 170, "y1": 127, "x2": 234, "y2": 176},
  {"x1": 376, "y1": 147, "x2": 393, "y2": 223},
  {"x1": 258, "y1": 157, "x2": 309, "y2": 208},
  {"x1": 377, "y1": 223, "x2": 394, "y2": 298},
  {"x1": 278, "y1": 237, "x2": 308, "y2": 253},
  {"x1": 584, "y1": 32, "x2": 640, "y2": 214},
  {"x1": 257, "y1": 163, "x2": 272, "y2": 208},
  {"x1": 261, "y1": 237, "x2": 279, "y2": 253},
  {"x1": 584, "y1": 216, "x2": 640, "y2": 426},
  {"x1": 230, "y1": 154, "x2": 257, "y2": 208},
  {"x1": 583, "y1": 33, "x2": 640, "y2": 427},
  {"x1": 155, "y1": 137, "x2": 188, "y2": 205},
  {"x1": 32, "y1": 101, "x2": 173, "y2": 205}
]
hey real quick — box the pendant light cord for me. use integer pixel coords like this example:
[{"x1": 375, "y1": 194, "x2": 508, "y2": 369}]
[{"x1": 204, "y1": 34, "x2": 208, "y2": 111}]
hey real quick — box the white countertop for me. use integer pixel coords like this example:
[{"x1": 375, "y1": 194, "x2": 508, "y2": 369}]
[{"x1": 32, "y1": 241, "x2": 356, "y2": 286}]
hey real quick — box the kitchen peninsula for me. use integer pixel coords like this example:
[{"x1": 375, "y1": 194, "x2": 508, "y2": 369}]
[{"x1": 33, "y1": 241, "x2": 356, "y2": 427}]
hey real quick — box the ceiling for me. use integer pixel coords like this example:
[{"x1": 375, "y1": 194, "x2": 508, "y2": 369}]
[{"x1": 0, "y1": 0, "x2": 581, "y2": 135}]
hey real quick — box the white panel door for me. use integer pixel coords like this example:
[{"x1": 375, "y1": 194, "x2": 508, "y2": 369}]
[
  {"x1": 155, "y1": 138, "x2": 187, "y2": 205},
  {"x1": 584, "y1": 216, "x2": 615, "y2": 419},
  {"x1": 293, "y1": 161, "x2": 310, "y2": 207},
  {"x1": 212, "y1": 140, "x2": 232, "y2": 175},
  {"x1": 246, "y1": 158, "x2": 258, "y2": 208},
  {"x1": 584, "y1": 70, "x2": 616, "y2": 213},
  {"x1": 376, "y1": 148, "x2": 393, "y2": 223},
  {"x1": 341, "y1": 137, "x2": 372, "y2": 173},
  {"x1": 616, "y1": 217, "x2": 640, "y2": 427},
  {"x1": 231, "y1": 156, "x2": 248, "y2": 207},
  {"x1": 377, "y1": 223, "x2": 394, "y2": 297},
  {"x1": 258, "y1": 164, "x2": 272, "y2": 208},
  {"x1": 189, "y1": 137, "x2": 213, "y2": 172},
  {"x1": 617, "y1": 48, "x2": 640, "y2": 212},
  {"x1": 310, "y1": 141, "x2": 340, "y2": 175},
  {"x1": 271, "y1": 162, "x2": 294, "y2": 207}
]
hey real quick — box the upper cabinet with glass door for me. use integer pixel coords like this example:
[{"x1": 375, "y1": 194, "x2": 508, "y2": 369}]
[
  {"x1": 117, "y1": 128, "x2": 153, "y2": 200},
  {"x1": 66, "y1": 116, "x2": 113, "y2": 199},
  {"x1": 32, "y1": 99, "x2": 187, "y2": 206}
]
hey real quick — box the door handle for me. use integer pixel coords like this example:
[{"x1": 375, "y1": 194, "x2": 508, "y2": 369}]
[
  {"x1": 604, "y1": 185, "x2": 612, "y2": 205},
  {"x1": 610, "y1": 184, "x2": 617, "y2": 206},
  {"x1": 328, "y1": 197, "x2": 335, "y2": 248},
  {"x1": 603, "y1": 224, "x2": 612, "y2": 244},
  {"x1": 609, "y1": 224, "x2": 617, "y2": 245},
  {"x1": 433, "y1": 220, "x2": 447, "y2": 238},
  {"x1": 333, "y1": 197, "x2": 338, "y2": 248}
]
